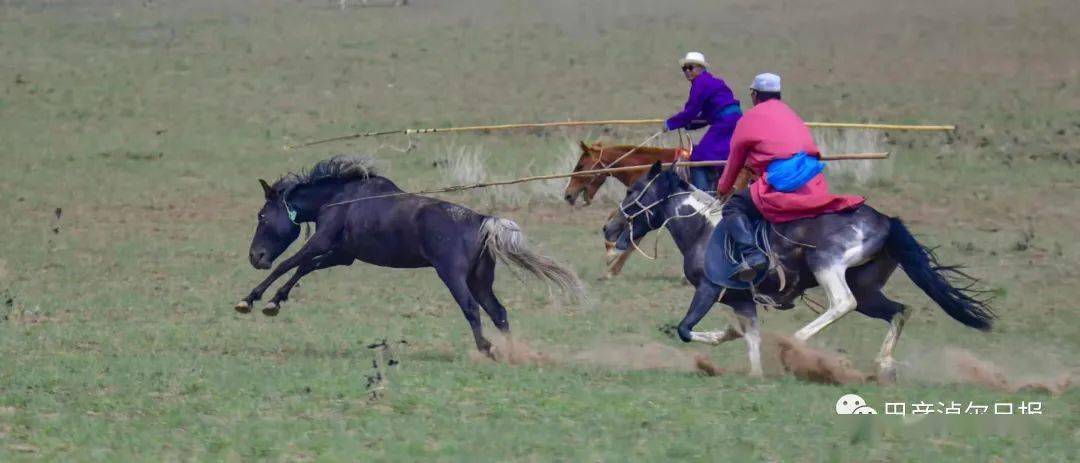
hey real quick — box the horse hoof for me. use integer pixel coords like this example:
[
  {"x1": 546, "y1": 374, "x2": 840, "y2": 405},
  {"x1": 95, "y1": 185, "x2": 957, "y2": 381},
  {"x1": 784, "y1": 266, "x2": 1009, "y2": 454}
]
[
  {"x1": 262, "y1": 302, "x2": 280, "y2": 316},
  {"x1": 235, "y1": 301, "x2": 251, "y2": 313},
  {"x1": 676, "y1": 326, "x2": 694, "y2": 343}
]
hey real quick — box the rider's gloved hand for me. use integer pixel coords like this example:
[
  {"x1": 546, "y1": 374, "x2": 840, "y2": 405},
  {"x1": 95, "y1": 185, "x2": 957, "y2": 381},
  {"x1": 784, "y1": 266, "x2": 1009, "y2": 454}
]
[{"x1": 715, "y1": 181, "x2": 730, "y2": 200}]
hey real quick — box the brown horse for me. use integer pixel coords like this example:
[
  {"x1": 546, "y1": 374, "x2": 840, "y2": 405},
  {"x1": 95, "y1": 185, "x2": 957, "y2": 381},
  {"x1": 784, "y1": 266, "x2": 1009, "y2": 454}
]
[
  {"x1": 562, "y1": 141, "x2": 679, "y2": 280},
  {"x1": 563, "y1": 141, "x2": 678, "y2": 206}
]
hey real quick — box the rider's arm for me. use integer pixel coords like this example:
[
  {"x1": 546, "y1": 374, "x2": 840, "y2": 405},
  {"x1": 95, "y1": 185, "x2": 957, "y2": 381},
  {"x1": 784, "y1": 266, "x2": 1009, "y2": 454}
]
[
  {"x1": 665, "y1": 80, "x2": 707, "y2": 131},
  {"x1": 686, "y1": 118, "x2": 710, "y2": 130}
]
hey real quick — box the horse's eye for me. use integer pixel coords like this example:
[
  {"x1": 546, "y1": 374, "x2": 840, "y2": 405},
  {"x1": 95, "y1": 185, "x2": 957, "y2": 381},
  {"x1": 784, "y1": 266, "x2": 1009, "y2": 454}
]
[{"x1": 258, "y1": 213, "x2": 266, "y2": 222}]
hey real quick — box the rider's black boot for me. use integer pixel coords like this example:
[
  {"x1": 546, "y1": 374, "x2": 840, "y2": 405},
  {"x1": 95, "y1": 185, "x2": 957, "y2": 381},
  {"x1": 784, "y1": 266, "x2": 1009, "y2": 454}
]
[{"x1": 724, "y1": 214, "x2": 768, "y2": 282}]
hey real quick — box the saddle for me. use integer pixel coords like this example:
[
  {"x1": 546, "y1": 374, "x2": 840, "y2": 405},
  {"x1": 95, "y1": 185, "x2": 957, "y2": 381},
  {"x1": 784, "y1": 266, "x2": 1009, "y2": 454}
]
[{"x1": 704, "y1": 218, "x2": 773, "y2": 290}]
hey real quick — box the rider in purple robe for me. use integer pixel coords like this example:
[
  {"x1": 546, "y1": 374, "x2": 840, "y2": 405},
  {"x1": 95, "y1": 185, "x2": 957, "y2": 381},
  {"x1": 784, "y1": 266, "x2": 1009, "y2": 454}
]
[{"x1": 663, "y1": 52, "x2": 743, "y2": 192}]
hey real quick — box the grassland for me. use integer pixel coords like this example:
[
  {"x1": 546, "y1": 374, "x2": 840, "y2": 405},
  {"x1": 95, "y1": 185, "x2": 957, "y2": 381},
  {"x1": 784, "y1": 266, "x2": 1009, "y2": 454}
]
[{"x1": 1, "y1": 0, "x2": 1078, "y2": 460}]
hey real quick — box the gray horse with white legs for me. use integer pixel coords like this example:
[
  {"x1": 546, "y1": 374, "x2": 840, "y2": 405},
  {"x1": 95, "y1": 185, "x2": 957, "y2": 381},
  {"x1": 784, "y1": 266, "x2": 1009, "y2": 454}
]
[{"x1": 613, "y1": 162, "x2": 994, "y2": 380}]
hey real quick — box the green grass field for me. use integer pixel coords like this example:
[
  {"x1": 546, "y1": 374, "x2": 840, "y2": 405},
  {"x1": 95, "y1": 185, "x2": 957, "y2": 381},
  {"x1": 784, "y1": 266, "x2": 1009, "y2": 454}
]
[{"x1": 1, "y1": 0, "x2": 1078, "y2": 460}]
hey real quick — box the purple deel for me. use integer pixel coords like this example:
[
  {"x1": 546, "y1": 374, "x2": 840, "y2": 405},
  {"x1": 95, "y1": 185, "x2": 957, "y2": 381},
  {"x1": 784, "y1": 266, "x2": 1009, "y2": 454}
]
[{"x1": 665, "y1": 71, "x2": 742, "y2": 165}]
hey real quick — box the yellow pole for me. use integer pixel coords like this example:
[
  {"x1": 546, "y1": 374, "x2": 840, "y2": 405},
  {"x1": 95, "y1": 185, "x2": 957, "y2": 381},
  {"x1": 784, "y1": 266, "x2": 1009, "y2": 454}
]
[
  {"x1": 322, "y1": 152, "x2": 889, "y2": 207},
  {"x1": 284, "y1": 119, "x2": 953, "y2": 150},
  {"x1": 806, "y1": 122, "x2": 955, "y2": 131},
  {"x1": 401, "y1": 119, "x2": 956, "y2": 132}
]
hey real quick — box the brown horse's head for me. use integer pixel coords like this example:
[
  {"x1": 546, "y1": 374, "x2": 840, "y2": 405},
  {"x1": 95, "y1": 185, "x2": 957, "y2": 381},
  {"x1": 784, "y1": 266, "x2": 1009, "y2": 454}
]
[{"x1": 564, "y1": 141, "x2": 609, "y2": 206}]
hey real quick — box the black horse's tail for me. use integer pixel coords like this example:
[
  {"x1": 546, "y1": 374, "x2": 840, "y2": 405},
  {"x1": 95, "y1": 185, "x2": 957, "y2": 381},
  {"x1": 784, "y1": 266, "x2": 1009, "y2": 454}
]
[
  {"x1": 885, "y1": 217, "x2": 995, "y2": 330},
  {"x1": 480, "y1": 217, "x2": 586, "y2": 303}
]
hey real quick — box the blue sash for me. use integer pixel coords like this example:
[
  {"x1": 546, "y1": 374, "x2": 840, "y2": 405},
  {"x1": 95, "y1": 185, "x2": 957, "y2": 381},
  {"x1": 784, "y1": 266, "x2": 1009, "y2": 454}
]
[
  {"x1": 765, "y1": 152, "x2": 824, "y2": 192},
  {"x1": 711, "y1": 103, "x2": 742, "y2": 122}
]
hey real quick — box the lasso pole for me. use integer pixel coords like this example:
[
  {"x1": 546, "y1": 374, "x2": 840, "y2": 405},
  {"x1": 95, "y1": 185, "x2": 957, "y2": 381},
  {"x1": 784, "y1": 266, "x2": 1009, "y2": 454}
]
[
  {"x1": 284, "y1": 119, "x2": 954, "y2": 150},
  {"x1": 805, "y1": 122, "x2": 955, "y2": 131},
  {"x1": 321, "y1": 152, "x2": 889, "y2": 207}
]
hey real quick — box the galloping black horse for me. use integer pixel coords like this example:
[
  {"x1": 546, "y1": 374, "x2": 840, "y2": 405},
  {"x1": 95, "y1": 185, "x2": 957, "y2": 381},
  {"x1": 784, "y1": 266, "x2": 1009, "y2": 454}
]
[
  {"x1": 613, "y1": 162, "x2": 993, "y2": 380},
  {"x1": 236, "y1": 155, "x2": 584, "y2": 357}
]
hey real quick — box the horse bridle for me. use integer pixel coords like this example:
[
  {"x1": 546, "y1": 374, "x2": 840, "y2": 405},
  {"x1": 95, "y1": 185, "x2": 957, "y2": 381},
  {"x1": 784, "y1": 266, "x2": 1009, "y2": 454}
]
[
  {"x1": 619, "y1": 174, "x2": 667, "y2": 228},
  {"x1": 618, "y1": 173, "x2": 708, "y2": 259},
  {"x1": 280, "y1": 188, "x2": 300, "y2": 225},
  {"x1": 577, "y1": 144, "x2": 611, "y2": 194},
  {"x1": 581, "y1": 130, "x2": 666, "y2": 175}
]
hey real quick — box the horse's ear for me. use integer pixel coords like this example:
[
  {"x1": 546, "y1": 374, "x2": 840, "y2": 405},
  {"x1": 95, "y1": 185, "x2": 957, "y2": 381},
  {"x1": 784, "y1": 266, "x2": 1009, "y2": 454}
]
[
  {"x1": 666, "y1": 159, "x2": 680, "y2": 184},
  {"x1": 258, "y1": 179, "x2": 275, "y2": 199},
  {"x1": 648, "y1": 160, "x2": 663, "y2": 178}
]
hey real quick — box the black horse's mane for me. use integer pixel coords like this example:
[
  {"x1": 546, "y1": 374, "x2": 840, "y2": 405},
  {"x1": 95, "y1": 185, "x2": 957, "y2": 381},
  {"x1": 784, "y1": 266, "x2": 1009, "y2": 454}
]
[{"x1": 272, "y1": 155, "x2": 380, "y2": 191}]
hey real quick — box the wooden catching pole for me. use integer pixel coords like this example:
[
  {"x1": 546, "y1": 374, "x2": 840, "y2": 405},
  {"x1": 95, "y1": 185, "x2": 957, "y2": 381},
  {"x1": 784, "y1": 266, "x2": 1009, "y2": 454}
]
[
  {"x1": 321, "y1": 152, "x2": 888, "y2": 207},
  {"x1": 284, "y1": 119, "x2": 954, "y2": 150},
  {"x1": 805, "y1": 122, "x2": 955, "y2": 131}
]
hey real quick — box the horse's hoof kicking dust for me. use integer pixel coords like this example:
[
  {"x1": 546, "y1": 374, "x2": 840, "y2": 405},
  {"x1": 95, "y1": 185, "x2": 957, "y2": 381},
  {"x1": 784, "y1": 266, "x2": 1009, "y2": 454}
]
[
  {"x1": 235, "y1": 301, "x2": 251, "y2": 313},
  {"x1": 262, "y1": 302, "x2": 280, "y2": 316}
]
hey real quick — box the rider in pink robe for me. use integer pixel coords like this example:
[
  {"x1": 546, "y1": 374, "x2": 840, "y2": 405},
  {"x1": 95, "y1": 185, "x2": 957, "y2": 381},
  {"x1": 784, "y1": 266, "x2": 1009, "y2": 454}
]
[
  {"x1": 714, "y1": 73, "x2": 864, "y2": 282},
  {"x1": 716, "y1": 99, "x2": 864, "y2": 223}
]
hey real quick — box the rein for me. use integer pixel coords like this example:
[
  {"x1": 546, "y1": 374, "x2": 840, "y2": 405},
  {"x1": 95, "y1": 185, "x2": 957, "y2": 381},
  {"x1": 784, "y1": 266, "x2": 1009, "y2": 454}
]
[
  {"x1": 584, "y1": 130, "x2": 665, "y2": 173},
  {"x1": 619, "y1": 182, "x2": 797, "y2": 302},
  {"x1": 618, "y1": 174, "x2": 713, "y2": 260},
  {"x1": 315, "y1": 151, "x2": 886, "y2": 210}
]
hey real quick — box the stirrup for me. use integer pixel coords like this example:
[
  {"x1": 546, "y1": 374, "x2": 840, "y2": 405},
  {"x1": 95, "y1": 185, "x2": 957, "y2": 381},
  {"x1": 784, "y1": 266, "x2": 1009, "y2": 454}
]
[
  {"x1": 728, "y1": 252, "x2": 767, "y2": 283},
  {"x1": 728, "y1": 262, "x2": 756, "y2": 283}
]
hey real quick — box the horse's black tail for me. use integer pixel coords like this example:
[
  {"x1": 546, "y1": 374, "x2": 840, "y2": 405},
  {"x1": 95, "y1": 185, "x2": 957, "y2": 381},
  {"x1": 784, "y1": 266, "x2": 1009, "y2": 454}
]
[
  {"x1": 480, "y1": 217, "x2": 586, "y2": 303},
  {"x1": 884, "y1": 217, "x2": 995, "y2": 331}
]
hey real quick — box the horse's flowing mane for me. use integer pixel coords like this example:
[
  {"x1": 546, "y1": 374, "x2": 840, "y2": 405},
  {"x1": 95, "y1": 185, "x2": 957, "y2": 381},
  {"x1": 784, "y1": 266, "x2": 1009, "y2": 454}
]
[{"x1": 273, "y1": 154, "x2": 380, "y2": 191}]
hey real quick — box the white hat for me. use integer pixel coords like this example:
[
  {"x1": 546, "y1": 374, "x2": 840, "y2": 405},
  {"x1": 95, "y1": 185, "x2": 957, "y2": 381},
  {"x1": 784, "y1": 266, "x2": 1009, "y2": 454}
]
[
  {"x1": 750, "y1": 73, "x2": 781, "y2": 92},
  {"x1": 678, "y1": 51, "x2": 709, "y2": 67}
]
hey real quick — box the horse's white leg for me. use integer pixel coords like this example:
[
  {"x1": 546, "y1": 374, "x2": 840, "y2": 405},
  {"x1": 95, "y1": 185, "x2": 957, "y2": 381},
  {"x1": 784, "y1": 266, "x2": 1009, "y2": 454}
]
[
  {"x1": 875, "y1": 305, "x2": 911, "y2": 382},
  {"x1": 686, "y1": 319, "x2": 759, "y2": 376},
  {"x1": 793, "y1": 266, "x2": 857, "y2": 341},
  {"x1": 738, "y1": 315, "x2": 763, "y2": 377},
  {"x1": 689, "y1": 323, "x2": 742, "y2": 345}
]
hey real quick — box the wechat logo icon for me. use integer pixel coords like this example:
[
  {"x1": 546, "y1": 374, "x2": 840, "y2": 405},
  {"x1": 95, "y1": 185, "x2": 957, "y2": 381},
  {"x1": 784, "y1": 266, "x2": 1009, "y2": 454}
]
[{"x1": 836, "y1": 394, "x2": 877, "y2": 415}]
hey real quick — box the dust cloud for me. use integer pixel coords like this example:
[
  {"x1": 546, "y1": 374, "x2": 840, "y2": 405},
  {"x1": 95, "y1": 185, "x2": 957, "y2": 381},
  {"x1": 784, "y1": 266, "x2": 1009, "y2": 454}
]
[{"x1": 469, "y1": 334, "x2": 723, "y2": 376}]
